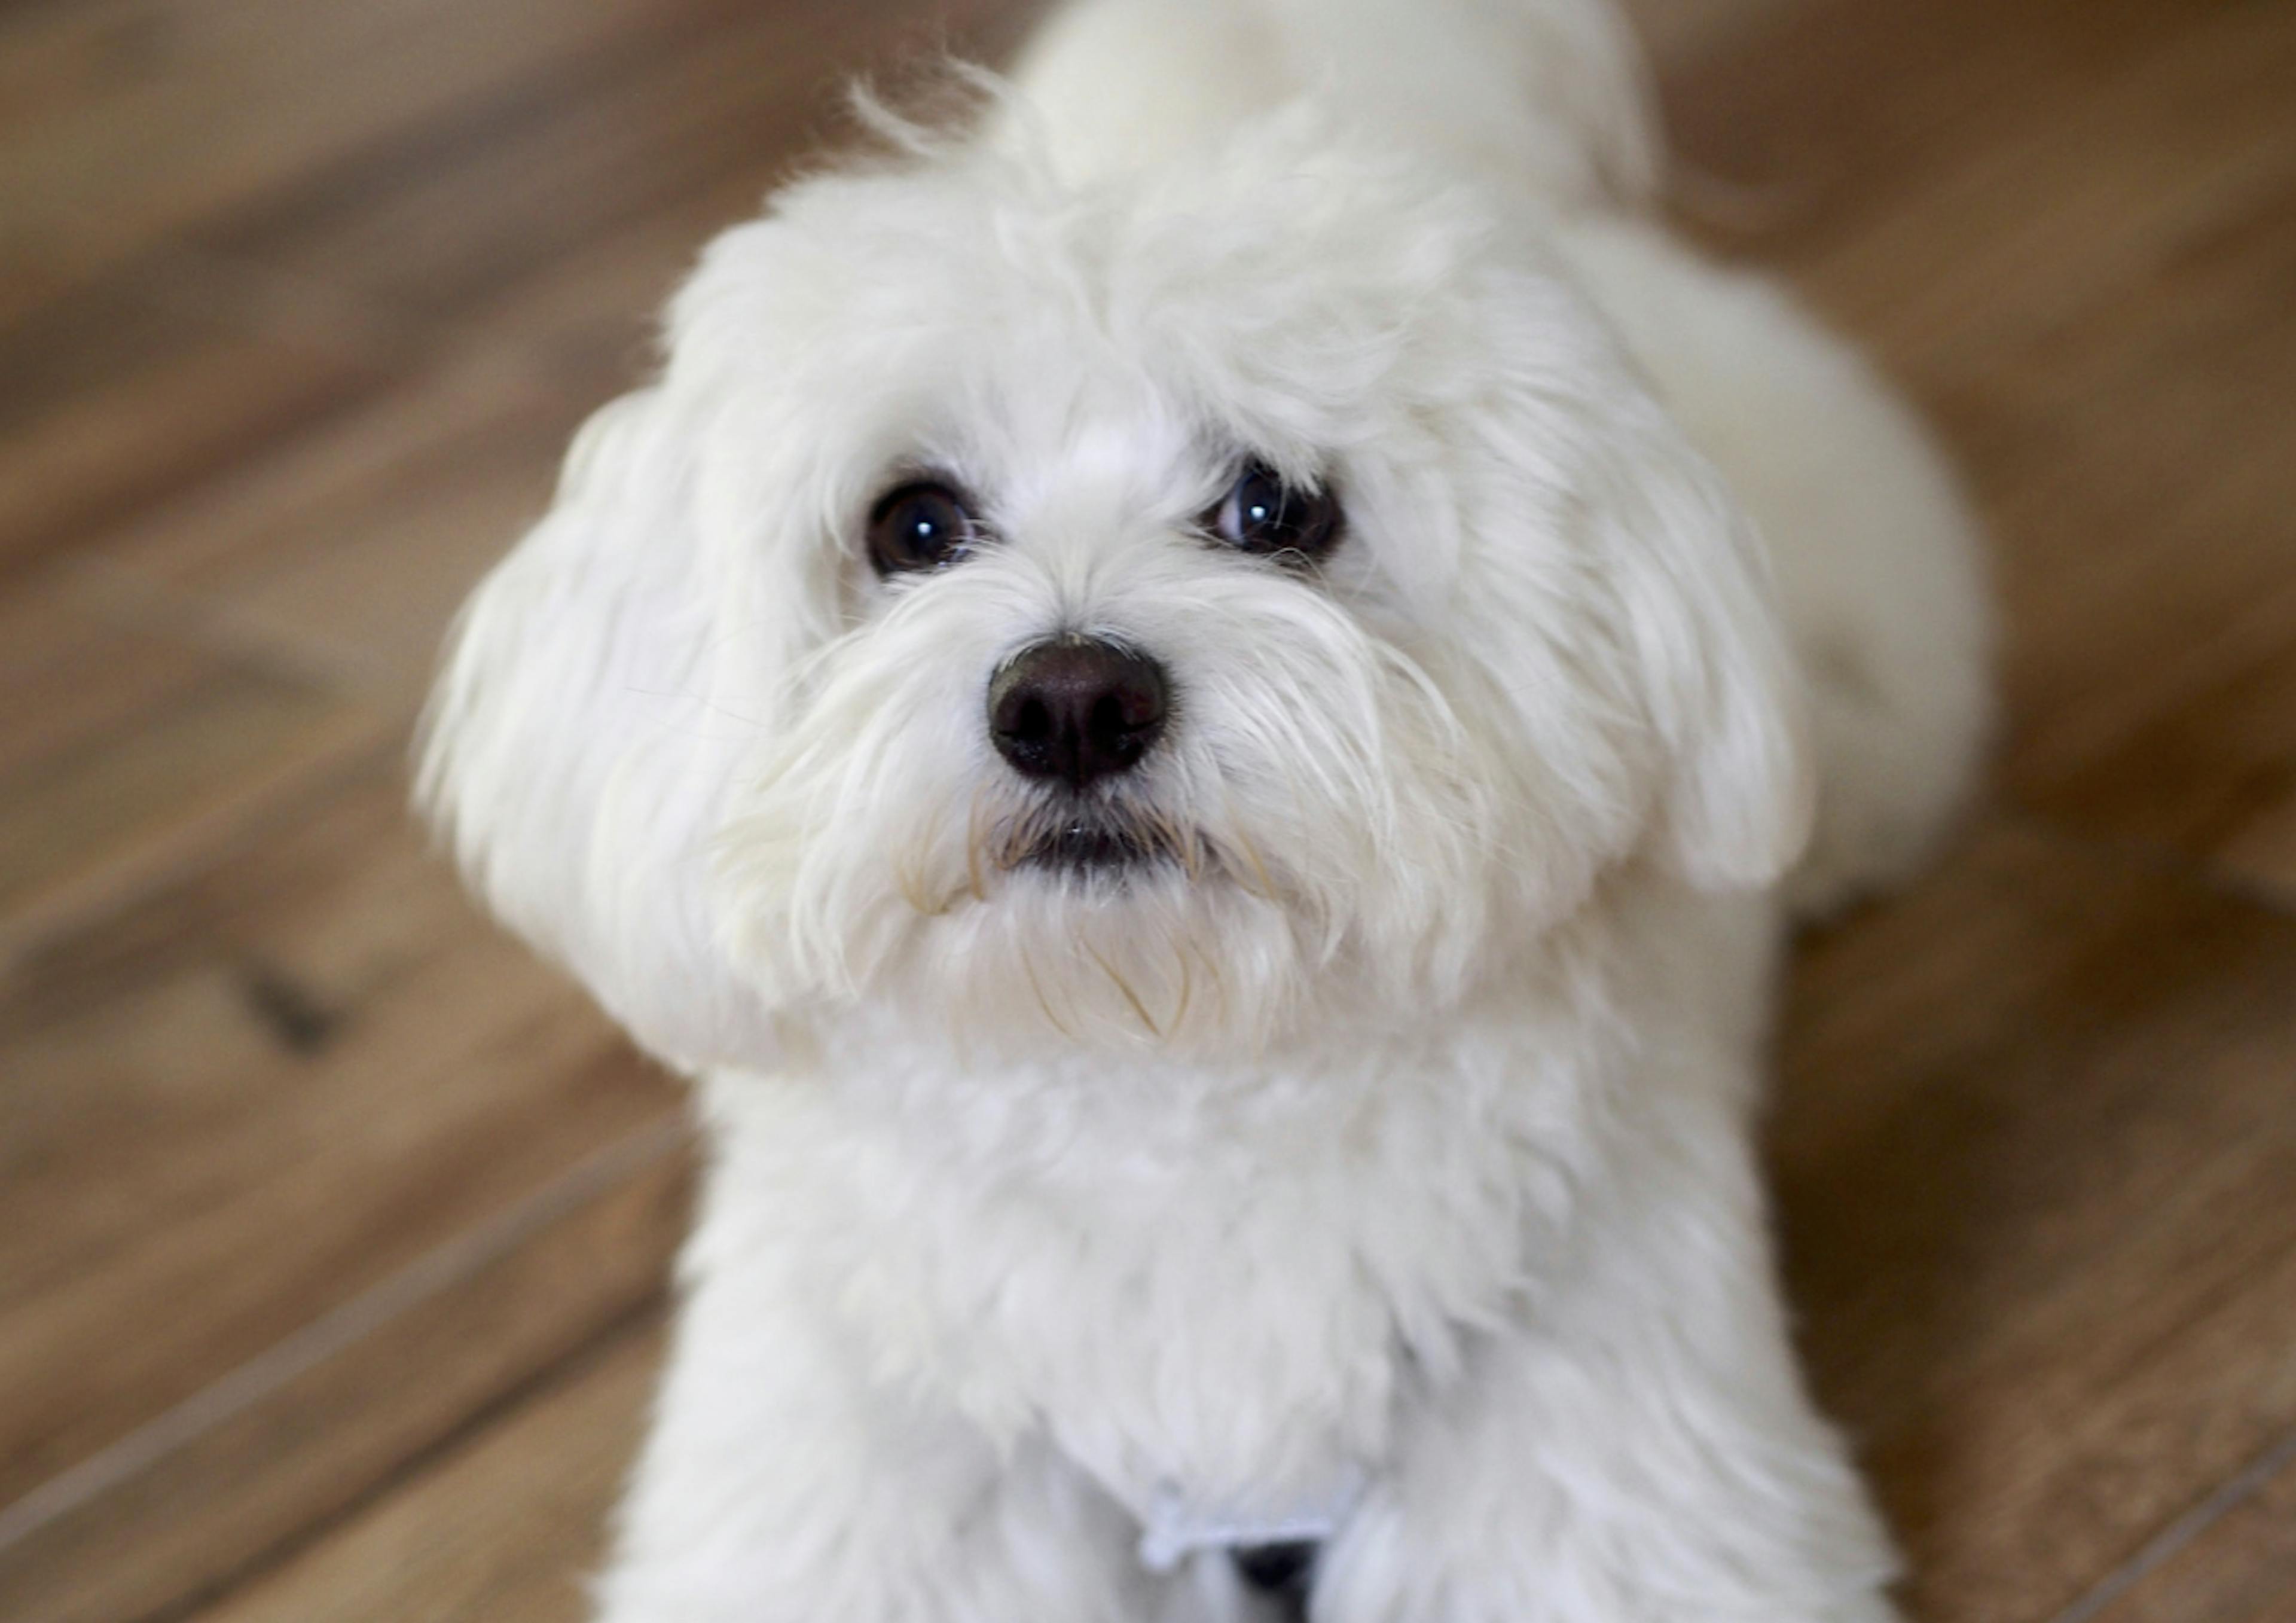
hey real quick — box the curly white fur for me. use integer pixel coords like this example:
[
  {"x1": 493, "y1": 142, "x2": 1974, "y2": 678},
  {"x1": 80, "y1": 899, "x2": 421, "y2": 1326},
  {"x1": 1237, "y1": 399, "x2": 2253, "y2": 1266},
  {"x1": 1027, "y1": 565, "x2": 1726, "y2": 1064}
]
[{"x1": 419, "y1": 1, "x2": 1991, "y2": 1618}]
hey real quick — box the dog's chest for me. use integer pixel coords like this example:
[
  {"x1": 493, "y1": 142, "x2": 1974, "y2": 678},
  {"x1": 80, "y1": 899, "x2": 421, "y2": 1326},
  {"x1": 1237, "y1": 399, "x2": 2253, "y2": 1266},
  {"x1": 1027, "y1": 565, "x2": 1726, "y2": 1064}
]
[{"x1": 747, "y1": 1033, "x2": 1598, "y2": 1529}]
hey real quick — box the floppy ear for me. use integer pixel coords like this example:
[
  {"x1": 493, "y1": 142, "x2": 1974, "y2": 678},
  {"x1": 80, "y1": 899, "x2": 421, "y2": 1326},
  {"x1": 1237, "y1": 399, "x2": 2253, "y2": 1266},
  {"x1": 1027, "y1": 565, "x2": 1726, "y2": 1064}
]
[
  {"x1": 1602, "y1": 426, "x2": 1815, "y2": 892},
  {"x1": 416, "y1": 388, "x2": 780, "y2": 1073}
]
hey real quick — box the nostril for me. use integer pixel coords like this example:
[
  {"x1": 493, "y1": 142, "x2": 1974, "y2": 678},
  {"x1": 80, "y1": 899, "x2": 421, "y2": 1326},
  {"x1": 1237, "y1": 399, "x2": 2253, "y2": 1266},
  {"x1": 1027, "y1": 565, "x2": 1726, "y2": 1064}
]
[{"x1": 1009, "y1": 695, "x2": 1052, "y2": 743}]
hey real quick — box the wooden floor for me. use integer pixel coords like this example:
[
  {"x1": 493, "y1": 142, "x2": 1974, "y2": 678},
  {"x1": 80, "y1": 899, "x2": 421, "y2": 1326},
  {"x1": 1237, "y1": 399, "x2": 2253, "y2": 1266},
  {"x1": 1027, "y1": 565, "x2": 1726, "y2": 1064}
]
[{"x1": 2, "y1": 0, "x2": 2292, "y2": 1618}]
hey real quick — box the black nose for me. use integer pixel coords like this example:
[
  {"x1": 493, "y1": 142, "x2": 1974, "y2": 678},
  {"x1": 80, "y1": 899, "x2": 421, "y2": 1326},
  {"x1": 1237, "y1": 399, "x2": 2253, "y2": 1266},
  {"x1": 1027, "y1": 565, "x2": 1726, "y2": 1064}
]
[{"x1": 987, "y1": 637, "x2": 1168, "y2": 790}]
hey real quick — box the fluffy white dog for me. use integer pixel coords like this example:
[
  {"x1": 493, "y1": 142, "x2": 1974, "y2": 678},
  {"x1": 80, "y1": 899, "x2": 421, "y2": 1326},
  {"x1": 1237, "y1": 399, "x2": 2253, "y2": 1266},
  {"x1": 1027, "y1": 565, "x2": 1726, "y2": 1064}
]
[{"x1": 420, "y1": 0, "x2": 1991, "y2": 1617}]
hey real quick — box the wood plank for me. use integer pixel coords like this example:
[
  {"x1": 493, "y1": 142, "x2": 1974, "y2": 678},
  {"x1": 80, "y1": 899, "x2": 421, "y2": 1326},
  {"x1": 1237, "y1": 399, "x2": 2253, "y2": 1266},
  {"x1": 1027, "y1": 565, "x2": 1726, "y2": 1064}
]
[
  {"x1": 0, "y1": 257, "x2": 396, "y2": 578},
  {"x1": 0, "y1": 0, "x2": 755, "y2": 292},
  {"x1": 0, "y1": 1143, "x2": 686, "y2": 1623},
  {"x1": 182, "y1": 1320, "x2": 667, "y2": 1623},
  {"x1": 90, "y1": 357, "x2": 590, "y2": 711},
  {"x1": 1733, "y1": 4, "x2": 2296, "y2": 372},
  {"x1": 191, "y1": 0, "x2": 1038, "y2": 341},
  {"x1": 0, "y1": 573, "x2": 387, "y2": 947},
  {"x1": 1657, "y1": 0, "x2": 2197, "y2": 280},
  {"x1": 0, "y1": 758, "x2": 678, "y2": 1514},
  {"x1": 1802, "y1": 3, "x2": 2296, "y2": 904},
  {"x1": 1663, "y1": 0, "x2": 2296, "y2": 901},
  {"x1": 475, "y1": 168, "x2": 780, "y2": 397},
  {"x1": 1773, "y1": 818, "x2": 2296, "y2": 1623},
  {"x1": 2086, "y1": 1439, "x2": 2296, "y2": 1623}
]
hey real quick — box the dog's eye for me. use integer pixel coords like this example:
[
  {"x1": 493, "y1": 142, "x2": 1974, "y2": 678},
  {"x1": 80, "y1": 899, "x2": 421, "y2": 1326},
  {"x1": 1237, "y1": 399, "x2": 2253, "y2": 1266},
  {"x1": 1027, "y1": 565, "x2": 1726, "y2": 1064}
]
[
  {"x1": 1205, "y1": 461, "x2": 1339, "y2": 561},
  {"x1": 868, "y1": 481, "x2": 979, "y2": 575}
]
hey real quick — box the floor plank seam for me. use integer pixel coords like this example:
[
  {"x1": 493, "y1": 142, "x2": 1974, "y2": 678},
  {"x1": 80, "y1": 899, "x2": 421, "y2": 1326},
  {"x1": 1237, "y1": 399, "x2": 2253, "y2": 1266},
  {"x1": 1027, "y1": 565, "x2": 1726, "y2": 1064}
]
[
  {"x1": 61, "y1": 553, "x2": 402, "y2": 703},
  {"x1": 139, "y1": 238, "x2": 625, "y2": 414},
  {"x1": 136, "y1": 1292, "x2": 673, "y2": 1623},
  {"x1": 0, "y1": 1113, "x2": 689, "y2": 1558},
  {"x1": 168, "y1": 0, "x2": 787, "y2": 276},
  {"x1": 1993, "y1": 802, "x2": 2296, "y2": 924},
  {"x1": 2041, "y1": 1423, "x2": 2296, "y2": 1623},
  {"x1": 0, "y1": 388, "x2": 404, "y2": 600},
  {"x1": 0, "y1": 730, "x2": 404, "y2": 977},
  {"x1": 121, "y1": 241, "x2": 435, "y2": 377}
]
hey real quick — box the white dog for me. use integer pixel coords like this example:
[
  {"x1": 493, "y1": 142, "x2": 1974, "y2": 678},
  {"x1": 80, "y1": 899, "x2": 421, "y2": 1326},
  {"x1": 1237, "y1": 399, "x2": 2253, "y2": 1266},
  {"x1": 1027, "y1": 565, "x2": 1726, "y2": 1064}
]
[{"x1": 420, "y1": 0, "x2": 1990, "y2": 1617}]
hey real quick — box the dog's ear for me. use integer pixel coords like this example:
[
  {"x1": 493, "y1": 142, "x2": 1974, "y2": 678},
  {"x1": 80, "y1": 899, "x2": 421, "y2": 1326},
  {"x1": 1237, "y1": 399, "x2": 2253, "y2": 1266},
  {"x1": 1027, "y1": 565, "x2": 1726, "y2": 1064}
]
[
  {"x1": 417, "y1": 388, "x2": 780, "y2": 1073},
  {"x1": 1602, "y1": 428, "x2": 1815, "y2": 892}
]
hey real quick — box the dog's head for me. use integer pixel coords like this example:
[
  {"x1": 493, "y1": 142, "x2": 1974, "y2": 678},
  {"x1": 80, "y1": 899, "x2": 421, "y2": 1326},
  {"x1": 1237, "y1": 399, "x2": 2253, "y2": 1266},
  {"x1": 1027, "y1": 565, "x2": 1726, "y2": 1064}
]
[{"x1": 420, "y1": 111, "x2": 1809, "y2": 1068}]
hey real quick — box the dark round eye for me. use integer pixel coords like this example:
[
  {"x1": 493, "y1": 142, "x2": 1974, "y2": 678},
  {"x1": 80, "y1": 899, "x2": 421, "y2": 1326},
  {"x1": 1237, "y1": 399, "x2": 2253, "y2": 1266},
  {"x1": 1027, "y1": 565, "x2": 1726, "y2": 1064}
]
[
  {"x1": 1205, "y1": 460, "x2": 1339, "y2": 561},
  {"x1": 867, "y1": 481, "x2": 979, "y2": 575}
]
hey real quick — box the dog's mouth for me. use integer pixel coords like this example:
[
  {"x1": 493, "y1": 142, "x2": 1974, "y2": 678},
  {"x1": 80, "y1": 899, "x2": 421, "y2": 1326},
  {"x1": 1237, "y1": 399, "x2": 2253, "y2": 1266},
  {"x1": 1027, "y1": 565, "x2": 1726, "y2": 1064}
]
[{"x1": 1006, "y1": 810, "x2": 1201, "y2": 880}]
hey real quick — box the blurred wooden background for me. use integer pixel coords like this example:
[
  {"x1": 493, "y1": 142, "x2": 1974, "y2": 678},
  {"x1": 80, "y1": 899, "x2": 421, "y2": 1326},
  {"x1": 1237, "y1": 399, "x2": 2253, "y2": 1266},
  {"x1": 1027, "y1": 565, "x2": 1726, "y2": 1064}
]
[{"x1": 2, "y1": 0, "x2": 2293, "y2": 1618}]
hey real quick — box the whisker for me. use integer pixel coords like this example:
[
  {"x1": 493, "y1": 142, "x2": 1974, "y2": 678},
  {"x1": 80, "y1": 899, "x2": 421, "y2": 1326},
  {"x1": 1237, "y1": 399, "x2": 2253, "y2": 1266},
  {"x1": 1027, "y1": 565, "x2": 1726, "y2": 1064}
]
[
  {"x1": 1223, "y1": 810, "x2": 1279, "y2": 902},
  {"x1": 965, "y1": 797, "x2": 988, "y2": 902},
  {"x1": 991, "y1": 812, "x2": 1034, "y2": 872},
  {"x1": 893, "y1": 845, "x2": 934, "y2": 915},
  {"x1": 1082, "y1": 935, "x2": 1161, "y2": 1039},
  {"x1": 1019, "y1": 943, "x2": 1077, "y2": 1041}
]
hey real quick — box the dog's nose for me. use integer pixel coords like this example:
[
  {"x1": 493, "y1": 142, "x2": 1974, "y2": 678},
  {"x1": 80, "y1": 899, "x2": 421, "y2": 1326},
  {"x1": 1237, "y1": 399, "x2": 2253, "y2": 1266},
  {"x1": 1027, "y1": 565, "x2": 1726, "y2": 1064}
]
[{"x1": 987, "y1": 636, "x2": 1168, "y2": 790}]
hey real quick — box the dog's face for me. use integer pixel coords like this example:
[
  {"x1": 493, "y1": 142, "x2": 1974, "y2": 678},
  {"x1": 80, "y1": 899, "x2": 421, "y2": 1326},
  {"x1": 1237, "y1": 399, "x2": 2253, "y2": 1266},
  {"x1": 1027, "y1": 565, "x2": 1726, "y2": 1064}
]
[{"x1": 423, "y1": 117, "x2": 1810, "y2": 1067}]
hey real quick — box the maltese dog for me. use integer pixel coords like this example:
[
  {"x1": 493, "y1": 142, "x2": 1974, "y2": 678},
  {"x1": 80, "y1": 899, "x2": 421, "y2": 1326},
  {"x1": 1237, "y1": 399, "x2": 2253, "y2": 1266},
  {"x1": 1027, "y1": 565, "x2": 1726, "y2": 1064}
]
[{"x1": 420, "y1": 0, "x2": 1990, "y2": 1616}]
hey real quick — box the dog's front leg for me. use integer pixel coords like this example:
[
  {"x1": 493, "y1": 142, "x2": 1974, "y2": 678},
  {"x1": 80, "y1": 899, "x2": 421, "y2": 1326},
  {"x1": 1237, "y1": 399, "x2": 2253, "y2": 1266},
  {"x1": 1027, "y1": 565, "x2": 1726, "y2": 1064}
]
[
  {"x1": 1314, "y1": 1101, "x2": 1900, "y2": 1623},
  {"x1": 593, "y1": 1239, "x2": 1155, "y2": 1623}
]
